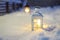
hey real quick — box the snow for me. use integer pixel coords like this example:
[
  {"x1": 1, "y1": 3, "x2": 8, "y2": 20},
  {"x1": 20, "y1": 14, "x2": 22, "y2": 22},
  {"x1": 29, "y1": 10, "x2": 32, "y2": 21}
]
[{"x1": 0, "y1": 6, "x2": 60, "y2": 40}]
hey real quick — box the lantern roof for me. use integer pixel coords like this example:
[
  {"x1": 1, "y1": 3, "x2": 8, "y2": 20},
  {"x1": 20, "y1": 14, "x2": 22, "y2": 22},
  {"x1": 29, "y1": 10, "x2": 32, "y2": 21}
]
[{"x1": 32, "y1": 12, "x2": 43, "y2": 17}]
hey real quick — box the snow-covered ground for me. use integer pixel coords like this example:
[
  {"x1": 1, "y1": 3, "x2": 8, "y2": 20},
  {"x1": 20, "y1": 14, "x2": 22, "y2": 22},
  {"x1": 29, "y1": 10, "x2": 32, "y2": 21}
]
[{"x1": 0, "y1": 6, "x2": 60, "y2": 40}]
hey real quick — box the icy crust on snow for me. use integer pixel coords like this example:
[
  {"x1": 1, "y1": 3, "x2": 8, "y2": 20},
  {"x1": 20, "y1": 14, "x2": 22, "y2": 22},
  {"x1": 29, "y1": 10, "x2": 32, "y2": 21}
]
[{"x1": 0, "y1": 6, "x2": 60, "y2": 40}]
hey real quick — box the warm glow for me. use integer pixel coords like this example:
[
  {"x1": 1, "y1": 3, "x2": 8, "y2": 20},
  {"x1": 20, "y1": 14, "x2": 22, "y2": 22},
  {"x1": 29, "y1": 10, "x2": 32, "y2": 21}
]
[
  {"x1": 34, "y1": 19, "x2": 41, "y2": 27},
  {"x1": 37, "y1": 19, "x2": 41, "y2": 26},
  {"x1": 24, "y1": 7, "x2": 30, "y2": 13},
  {"x1": 33, "y1": 19, "x2": 42, "y2": 30},
  {"x1": 43, "y1": 24, "x2": 49, "y2": 29}
]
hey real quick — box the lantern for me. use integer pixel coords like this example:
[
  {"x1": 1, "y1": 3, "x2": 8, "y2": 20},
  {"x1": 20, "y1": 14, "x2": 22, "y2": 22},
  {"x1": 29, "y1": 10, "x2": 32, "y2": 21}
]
[
  {"x1": 32, "y1": 12, "x2": 43, "y2": 31},
  {"x1": 24, "y1": 3, "x2": 30, "y2": 13}
]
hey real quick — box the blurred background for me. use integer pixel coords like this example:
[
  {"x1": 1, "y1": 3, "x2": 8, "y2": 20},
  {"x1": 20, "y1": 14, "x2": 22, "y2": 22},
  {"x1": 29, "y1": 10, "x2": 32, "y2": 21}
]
[{"x1": 0, "y1": 0, "x2": 60, "y2": 16}]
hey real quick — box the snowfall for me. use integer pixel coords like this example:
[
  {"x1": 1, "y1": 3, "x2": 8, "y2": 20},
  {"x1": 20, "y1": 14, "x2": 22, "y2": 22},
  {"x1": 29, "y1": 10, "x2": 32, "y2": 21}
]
[{"x1": 0, "y1": 6, "x2": 60, "y2": 40}]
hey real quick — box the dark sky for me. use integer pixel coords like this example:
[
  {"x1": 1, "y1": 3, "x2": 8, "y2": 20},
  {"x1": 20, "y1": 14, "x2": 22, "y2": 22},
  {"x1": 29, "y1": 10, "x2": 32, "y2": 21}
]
[{"x1": 28, "y1": 0, "x2": 60, "y2": 7}]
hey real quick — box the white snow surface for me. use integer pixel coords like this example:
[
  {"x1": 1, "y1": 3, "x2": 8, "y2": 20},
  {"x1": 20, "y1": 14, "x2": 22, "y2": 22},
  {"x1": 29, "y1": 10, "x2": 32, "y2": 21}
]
[{"x1": 0, "y1": 6, "x2": 60, "y2": 40}]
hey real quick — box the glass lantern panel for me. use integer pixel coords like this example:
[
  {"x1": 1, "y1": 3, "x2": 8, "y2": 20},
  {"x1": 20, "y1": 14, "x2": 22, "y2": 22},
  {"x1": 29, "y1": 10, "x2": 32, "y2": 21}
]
[{"x1": 33, "y1": 18, "x2": 42, "y2": 30}]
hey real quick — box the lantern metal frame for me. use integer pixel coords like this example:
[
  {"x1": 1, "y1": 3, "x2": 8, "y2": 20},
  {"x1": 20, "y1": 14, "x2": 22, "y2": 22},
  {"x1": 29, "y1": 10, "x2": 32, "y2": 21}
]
[{"x1": 32, "y1": 12, "x2": 43, "y2": 31}]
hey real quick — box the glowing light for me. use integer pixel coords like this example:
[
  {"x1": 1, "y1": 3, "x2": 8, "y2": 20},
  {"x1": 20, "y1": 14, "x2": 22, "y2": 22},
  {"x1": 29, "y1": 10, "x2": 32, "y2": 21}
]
[
  {"x1": 33, "y1": 19, "x2": 42, "y2": 31},
  {"x1": 43, "y1": 24, "x2": 49, "y2": 29},
  {"x1": 24, "y1": 7, "x2": 30, "y2": 13},
  {"x1": 43, "y1": 24, "x2": 56, "y2": 31},
  {"x1": 34, "y1": 19, "x2": 41, "y2": 27},
  {"x1": 37, "y1": 19, "x2": 41, "y2": 26}
]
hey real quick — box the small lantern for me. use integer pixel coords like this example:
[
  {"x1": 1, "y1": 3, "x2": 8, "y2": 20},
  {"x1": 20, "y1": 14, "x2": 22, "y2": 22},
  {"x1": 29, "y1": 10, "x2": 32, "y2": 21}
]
[
  {"x1": 32, "y1": 12, "x2": 43, "y2": 31},
  {"x1": 24, "y1": 3, "x2": 30, "y2": 13}
]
